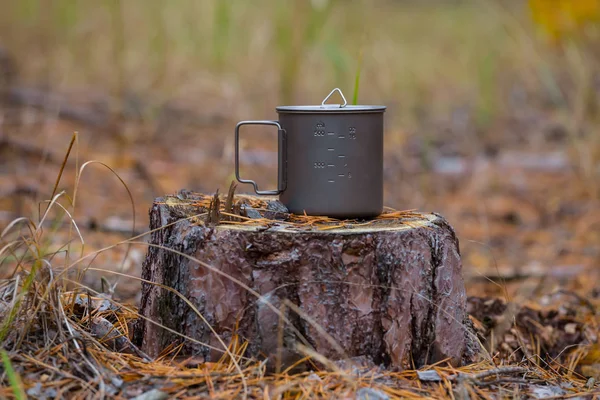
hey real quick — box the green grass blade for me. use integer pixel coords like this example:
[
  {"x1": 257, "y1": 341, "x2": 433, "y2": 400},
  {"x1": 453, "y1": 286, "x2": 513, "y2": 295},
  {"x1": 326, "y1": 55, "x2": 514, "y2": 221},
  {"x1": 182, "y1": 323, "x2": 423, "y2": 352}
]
[
  {"x1": 352, "y1": 47, "x2": 364, "y2": 105},
  {"x1": 1, "y1": 350, "x2": 26, "y2": 400},
  {"x1": 213, "y1": 0, "x2": 232, "y2": 68}
]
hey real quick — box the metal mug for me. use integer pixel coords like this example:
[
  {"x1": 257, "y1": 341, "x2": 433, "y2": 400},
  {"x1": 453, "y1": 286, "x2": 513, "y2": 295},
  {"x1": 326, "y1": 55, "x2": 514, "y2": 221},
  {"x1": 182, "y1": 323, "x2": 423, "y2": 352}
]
[{"x1": 235, "y1": 88, "x2": 386, "y2": 218}]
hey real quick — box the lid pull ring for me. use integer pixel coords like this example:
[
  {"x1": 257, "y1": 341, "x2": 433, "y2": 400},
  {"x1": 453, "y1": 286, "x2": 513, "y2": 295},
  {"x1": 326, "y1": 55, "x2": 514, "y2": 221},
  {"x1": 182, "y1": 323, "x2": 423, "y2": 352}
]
[{"x1": 321, "y1": 88, "x2": 347, "y2": 108}]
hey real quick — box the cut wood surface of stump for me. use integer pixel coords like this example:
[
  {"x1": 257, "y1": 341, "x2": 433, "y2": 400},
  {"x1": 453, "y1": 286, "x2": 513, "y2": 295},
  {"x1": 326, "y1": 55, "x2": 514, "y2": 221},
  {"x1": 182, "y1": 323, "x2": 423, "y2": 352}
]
[{"x1": 133, "y1": 192, "x2": 476, "y2": 370}]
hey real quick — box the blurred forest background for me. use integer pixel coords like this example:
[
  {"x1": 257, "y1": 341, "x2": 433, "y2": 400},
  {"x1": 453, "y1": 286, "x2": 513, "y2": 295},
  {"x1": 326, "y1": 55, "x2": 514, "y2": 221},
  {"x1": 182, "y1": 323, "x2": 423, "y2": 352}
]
[{"x1": 0, "y1": 0, "x2": 599, "y2": 303}]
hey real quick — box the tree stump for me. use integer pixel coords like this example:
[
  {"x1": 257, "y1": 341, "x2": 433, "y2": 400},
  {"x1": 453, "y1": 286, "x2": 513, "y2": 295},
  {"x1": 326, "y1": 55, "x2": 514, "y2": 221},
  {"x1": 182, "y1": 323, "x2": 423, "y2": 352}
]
[{"x1": 133, "y1": 192, "x2": 476, "y2": 370}]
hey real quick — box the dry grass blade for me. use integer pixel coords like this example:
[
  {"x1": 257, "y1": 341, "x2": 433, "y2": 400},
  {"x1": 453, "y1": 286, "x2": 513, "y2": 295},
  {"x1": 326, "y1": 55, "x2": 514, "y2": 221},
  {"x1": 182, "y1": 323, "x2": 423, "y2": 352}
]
[
  {"x1": 35, "y1": 191, "x2": 68, "y2": 235},
  {"x1": 40, "y1": 199, "x2": 84, "y2": 247},
  {"x1": 282, "y1": 299, "x2": 349, "y2": 362},
  {"x1": 1, "y1": 217, "x2": 35, "y2": 240},
  {"x1": 73, "y1": 160, "x2": 136, "y2": 275},
  {"x1": 46, "y1": 132, "x2": 76, "y2": 215}
]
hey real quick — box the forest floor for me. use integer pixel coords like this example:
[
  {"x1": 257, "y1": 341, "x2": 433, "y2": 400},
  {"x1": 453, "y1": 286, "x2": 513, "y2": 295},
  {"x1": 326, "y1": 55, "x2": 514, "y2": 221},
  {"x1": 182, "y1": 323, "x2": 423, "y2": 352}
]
[{"x1": 0, "y1": 80, "x2": 598, "y2": 398}]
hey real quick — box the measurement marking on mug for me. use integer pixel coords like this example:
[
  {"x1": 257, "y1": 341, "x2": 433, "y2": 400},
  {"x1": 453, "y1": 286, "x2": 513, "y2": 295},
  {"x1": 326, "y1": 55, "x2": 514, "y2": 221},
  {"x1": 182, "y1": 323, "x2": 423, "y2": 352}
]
[
  {"x1": 338, "y1": 135, "x2": 345, "y2": 139},
  {"x1": 338, "y1": 173, "x2": 345, "y2": 177},
  {"x1": 327, "y1": 164, "x2": 335, "y2": 167},
  {"x1": 328, "y1": 179, "x2": 335, "y2": 183},
  {"x1": 328, "y1": 148, "x2": 335, "y2": 151},
  {"x1": 327, "y1": 132, "x2": 335, "y2": 136},
  {"x1": 338, "y1": 155, "x2": 345, "y2": 158}
]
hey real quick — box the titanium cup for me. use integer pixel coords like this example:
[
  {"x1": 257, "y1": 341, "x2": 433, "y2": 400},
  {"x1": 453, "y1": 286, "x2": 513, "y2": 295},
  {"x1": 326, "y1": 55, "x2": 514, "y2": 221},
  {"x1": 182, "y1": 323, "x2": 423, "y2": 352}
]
[{"x1": 235, "y1": 88, "x2": 386, "y2": 218}]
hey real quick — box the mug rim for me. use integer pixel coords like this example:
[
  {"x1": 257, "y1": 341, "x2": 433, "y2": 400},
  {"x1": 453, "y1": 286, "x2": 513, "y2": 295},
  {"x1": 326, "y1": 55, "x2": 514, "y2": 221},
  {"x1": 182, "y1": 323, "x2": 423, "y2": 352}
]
[{"x1": 276, "y1": 105, "x2": 386, "y2": 114}]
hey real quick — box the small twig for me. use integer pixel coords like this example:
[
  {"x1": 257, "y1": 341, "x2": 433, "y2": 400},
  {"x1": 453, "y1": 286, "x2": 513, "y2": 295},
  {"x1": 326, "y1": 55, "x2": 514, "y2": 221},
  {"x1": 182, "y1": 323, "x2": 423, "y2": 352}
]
[
  {"x1": 465, "y1": 366, "x2": 529, "y2": 381},
  {"x1": 206, "y1": 190, "x2": 221, "y2": 226},
  {"x1": 224, "y1": 181, "x2": 237, "y2": 214},
  {"x1": 473, "y1": 377, "x2": 531, "y2": 387},
  {"x1": 100, "y1": 276, "x2": 115, "y2": 297},
  {"x1": 86, "y1": 290, "x2": 93, "y2": 330}
]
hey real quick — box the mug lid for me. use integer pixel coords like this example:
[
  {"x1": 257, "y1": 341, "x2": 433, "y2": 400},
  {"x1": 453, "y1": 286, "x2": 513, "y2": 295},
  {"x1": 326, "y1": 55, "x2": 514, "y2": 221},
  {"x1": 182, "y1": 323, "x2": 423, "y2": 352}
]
[
  {"x1": 276, "y1": 88, "x2": 386, "y2": 114},
  {"x1": 276, "y1": 105, "x2": 386, "y2": 113}
]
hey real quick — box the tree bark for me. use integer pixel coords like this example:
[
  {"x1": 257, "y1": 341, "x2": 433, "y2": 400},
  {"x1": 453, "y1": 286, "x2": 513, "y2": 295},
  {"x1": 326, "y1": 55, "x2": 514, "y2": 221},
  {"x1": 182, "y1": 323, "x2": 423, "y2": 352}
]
[{"x1": 133, "y1": 194, "x2": 476, "y2": 370}]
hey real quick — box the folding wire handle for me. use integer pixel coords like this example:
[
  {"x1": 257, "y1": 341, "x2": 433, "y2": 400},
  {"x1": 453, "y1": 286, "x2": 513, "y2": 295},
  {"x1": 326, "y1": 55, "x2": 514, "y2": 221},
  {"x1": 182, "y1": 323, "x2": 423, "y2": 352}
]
[
  {"x1": 321, "y1": 88, "x2": 347, "y2": 108},
  {"x1": 235, "y1": 120, "x2": 287, "y2": 195}
]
